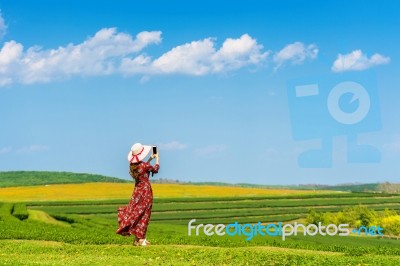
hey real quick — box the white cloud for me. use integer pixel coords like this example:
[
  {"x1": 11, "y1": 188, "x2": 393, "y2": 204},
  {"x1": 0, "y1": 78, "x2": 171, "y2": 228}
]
[
  {"x1": 158, "y1": 141, "x2": 187, "y2": 151},
  {"x1": 194, "y1": 144, "x2": 226, "y2": 156},
  {"x1": 0, "y1": 147, "x2": 12, "y2": 154},
  {"x1": 151, "y1": 38, "x2": 215, "y2": 75},
  {"x1": 0, "y1": 28, "x2": 161, "y2": 85},
  {"x1": 0, "y1": 11, "x2": 6, "y2": 39},
  {"x1": 16, "y1": 145, "x2": 50, "y2": 154},
  {"x1": 331, "y1": 50, "x2": 390, "y2": 72},
  {"x1": 122, "y1": 34, "x2": 269, "y2": 76},
  {"x1": 212, "y1": 34, "x2": 269, "y2": 72},
  {"x1": 273, "y1": 42, "x2": 318, "y2": 70},
  {"x1": 0, "y1": 41, "x2": 24, "y2": 86},
  {"x1": 0, "y1": 21, "x2": 321, "y2": 86},
  {"x1": 0, "y1": 30, "x2": 268, "y2": 85}
]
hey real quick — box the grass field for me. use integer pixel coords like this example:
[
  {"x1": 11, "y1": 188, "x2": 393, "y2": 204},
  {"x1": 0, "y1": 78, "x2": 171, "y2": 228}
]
[
  {"x1": 0, "y1": 171, "x2": 129, "y2": 188},
  {"x1": 1, "y1": 172, "x2": 400, "y2": 265},
  {"x1": 0, "y1": 182, "x2": 331, "y2": 201}
]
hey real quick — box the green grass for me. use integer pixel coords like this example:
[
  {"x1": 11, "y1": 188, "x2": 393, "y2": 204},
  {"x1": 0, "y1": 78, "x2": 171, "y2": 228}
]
[
  {"x1": 28, "y1": 209, "x2": 70, "y2": 227},
  {"x1": 3, "y1": 240, "x2": 400, "y2": 266},
  {"x1": 1, "y1": 192, "x2": 400, "y2": 265},
  {"x1": 29, "y1": 196, "x2": 400, "y2": 212},
  {"x1": 154, "y1": 197, "x2": 400, "y2": 211},
  {"x1": 0, "y1": 171, "x2": 129, "y2": 187},
  {"x1": 27, "y1": 202, "x2": 397, "y2": 219},
  {"x1": 1, "y1": 208, "x2": 399, "y2": 254},
  {"x1": 12, "y1": 203, "x2": 29, "y2": 220}
]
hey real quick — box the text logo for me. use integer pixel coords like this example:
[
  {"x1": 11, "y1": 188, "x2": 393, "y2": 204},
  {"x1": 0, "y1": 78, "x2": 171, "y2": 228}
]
[
  {"x1": 187, "y1": 219, "x2": 383, "y2": 241},
  {"x1": 287, "y1": 72, "x2": 381, "y2": 168}
]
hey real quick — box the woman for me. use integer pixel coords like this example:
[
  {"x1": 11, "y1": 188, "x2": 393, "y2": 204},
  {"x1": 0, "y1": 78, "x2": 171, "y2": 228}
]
[{"x1": 116, "y1": 143, "x2": 160, "y2": 246}]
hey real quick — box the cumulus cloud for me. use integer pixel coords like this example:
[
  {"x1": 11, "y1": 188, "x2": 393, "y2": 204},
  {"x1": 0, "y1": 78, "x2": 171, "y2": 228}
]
[
  {"x1": 158, "y1": 141, "x2": 187, "y2": 151},
  {"x1": 332, "y1": 50, "x2": 390, "y2": 72},
  {"x1": 0, "y1": 11, "x2": 6, "y2": 38},
  {"x1": 0, "y1": 28, "x2": 161, "y2": 85},
  {"x1": 122, "y1": 34, "x2": 269, "y2": 76},
  {"x1": 0, "y1": 29, "x2": 269, "y2": 86},
  {"x1": 273, "y1": 42, "x2": 318, "y2": 70},
  {"x1": 0, "y1": 22, "x2": 321, "y2": 86}
]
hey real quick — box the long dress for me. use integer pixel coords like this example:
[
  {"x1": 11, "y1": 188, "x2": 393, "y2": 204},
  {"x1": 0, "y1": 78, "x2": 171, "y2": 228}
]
[{"x1": 116, "y1": 162, "x2": 159, "y2": 239}]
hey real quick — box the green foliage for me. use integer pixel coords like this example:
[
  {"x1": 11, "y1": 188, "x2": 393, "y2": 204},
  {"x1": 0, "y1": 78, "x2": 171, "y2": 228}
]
[
  {"x1": 380, "y1": 209, "x2": 400, "y2": 236},
  {"x1": 151, "y1": 196, "x2": 400, "y2": 211},
  {"x1": 383, "y1": 218, "x2": 400, "y2": 236},
  {"x1": 383, "y1": 208, "x2": 399, "y2": 217},
  {"x1": 306, "y1": 205, "x2": 398, "y2": 234},
  {"x1": 12, "y1": 203, "x2": 29, "y2": 220},
  {"x1": 306, "y1": 209, "x2": 322, "y2": 225},
  {"x1": 51, "y1": 214, "x2": 75, "y2": 224},
  {"x1": 1, "y1": 240, "x2": 400, "y2": 266},
  {"x1": 25, "y1": 192, "x2": 390, "y2": 207},
  {"x1": 358, "y1": 206, "x2": 378, "y2": 227},
  {"x1": 0, "y1": 171, "x2": 129, "y2": 188},
  {"x1": 0, "y1": 202, "x2": 15, "y2": 221},
  {"x1": 1, "y1": 193, "x2": 400, "y2": 265}
]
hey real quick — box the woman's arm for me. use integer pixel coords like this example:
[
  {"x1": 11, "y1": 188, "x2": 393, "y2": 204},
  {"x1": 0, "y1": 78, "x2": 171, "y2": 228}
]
[{"x1": 147, "y1": 153, "x2": 160, "y2": 173}]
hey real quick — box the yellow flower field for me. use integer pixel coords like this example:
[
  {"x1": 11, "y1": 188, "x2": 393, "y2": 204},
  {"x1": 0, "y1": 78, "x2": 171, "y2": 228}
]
[{"x1": 0, "y1": 182, "x2": 331, "y2": 202}]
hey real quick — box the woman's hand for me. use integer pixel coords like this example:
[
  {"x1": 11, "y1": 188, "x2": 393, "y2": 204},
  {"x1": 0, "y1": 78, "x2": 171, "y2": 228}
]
[{"x1": 153, "y1": 153, "x2": 159, "y2": 165}]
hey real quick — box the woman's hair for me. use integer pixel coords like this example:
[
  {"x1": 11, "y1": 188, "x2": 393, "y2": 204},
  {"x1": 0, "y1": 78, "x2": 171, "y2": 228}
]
[{"x1": 129, "y1": 163, "x2": 140, "y2": 180}]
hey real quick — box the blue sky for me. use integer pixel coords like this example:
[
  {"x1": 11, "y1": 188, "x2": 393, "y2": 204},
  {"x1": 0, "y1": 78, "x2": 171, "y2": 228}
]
[{"x1": 0, "y1": 1, "x2": 399, "y2": 185}]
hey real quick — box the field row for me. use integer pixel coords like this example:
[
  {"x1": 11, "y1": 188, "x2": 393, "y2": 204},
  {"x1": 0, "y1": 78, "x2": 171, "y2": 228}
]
[
  {"x1": 26, "y1": 195, "x2": 400, "y2": 226},
  {"x1": 29, "y1": 196, "x2": 400, "y2": 214},
  {"x1": 0, "y1": 183, "x2": 334, "y2": 201},
  {"x1": 24, "y1": 192, "x2": 395, "y2": 206},
  {"x1": 1, "y1": 200, "x2": 400, "y2": 256}
]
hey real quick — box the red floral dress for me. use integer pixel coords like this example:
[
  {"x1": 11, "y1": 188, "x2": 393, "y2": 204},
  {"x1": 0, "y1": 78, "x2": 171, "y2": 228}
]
[{"x1": 116, "y1": 162, "x2": 159, "y2": 239}]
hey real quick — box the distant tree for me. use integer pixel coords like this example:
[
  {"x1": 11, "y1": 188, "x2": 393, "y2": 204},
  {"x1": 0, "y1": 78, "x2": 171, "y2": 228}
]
[
  {"x1": 306, "y1": 205, "x2": 379, "y2": 227},
  {"x1": 306, "y1": 209, "x2": 322, "y2": 225},
  {"x1": 381, "y1": 216, "x2": 400, "y2": 236},
  {"x1": 377, "y1": 182, "x2": 400, "y2": 193},
  {"x1": 383, "y1": 208, "x2": 398, "y2": 218}
]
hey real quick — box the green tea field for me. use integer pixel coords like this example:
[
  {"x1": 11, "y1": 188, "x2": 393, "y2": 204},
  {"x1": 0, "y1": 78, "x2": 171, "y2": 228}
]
[{"x1": 1, "y1": 192, "x2": 400, "y2": 265}]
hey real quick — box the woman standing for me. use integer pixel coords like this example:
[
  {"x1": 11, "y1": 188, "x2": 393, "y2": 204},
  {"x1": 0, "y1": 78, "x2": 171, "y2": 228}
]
[{"x1": 116, "y1": 143, "x2": 160, "y2": 246}]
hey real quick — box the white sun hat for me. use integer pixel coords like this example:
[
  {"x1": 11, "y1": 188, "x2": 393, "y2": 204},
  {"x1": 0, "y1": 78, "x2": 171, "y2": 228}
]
[{"x1": 127, "y1": 143, "x2": 152, "y2": 163}]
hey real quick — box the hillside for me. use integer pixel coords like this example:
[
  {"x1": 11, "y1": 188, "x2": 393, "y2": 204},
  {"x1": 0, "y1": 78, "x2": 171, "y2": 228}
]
[
  {"x1": 0, "y1": 171, "x2": 129, "y2": 188},
  {"x1": 184, "y1": 181, "x2": 382, "y2": 192},
  {"x1": 1, "y1": 171, "x2": 397, "y2": 194}
]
